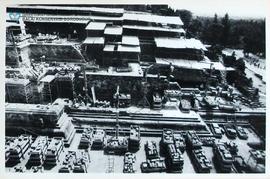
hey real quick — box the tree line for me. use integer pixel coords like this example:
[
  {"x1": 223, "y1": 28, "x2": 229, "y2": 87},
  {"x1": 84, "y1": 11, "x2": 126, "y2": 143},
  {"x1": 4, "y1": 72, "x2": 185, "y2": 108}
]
[{"x1": 161, "y1": 8, "x2": 265, "y2": 57}]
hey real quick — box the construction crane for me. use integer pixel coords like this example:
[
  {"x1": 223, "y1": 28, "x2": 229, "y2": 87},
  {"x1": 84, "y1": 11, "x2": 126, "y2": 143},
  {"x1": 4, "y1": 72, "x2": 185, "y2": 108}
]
[
  {"x1": 204, "y1": 63, "x2": 214, "y2": 96},
  {"x1": 139, "y1": 64, "x2": 155, "y2": 107},
  {"x1": 103, "y1": 85, "x2": 128, "y2": 155},
  {"x1": 82, "y1": 64, "x2": 93, "y2": 104},
  {"x1": 139, "y1": 62, "x2": 175, "y2": 107},
  {"x1": 115, "y1": 85, "x2": 120, "y2": 139},
  {"x1": 91, "y1": 86, "x2": 96, "y2": 106}
]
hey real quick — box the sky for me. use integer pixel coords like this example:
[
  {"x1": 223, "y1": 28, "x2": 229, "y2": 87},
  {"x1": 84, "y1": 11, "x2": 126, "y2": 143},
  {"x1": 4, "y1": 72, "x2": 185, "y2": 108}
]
[{"x1": 168, "y1": 0, "x2": 267, "y2": 19}]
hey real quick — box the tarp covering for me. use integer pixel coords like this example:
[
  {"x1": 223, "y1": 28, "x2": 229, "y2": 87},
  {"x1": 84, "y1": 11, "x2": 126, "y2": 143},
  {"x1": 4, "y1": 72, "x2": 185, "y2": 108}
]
[
  {"x1": 122, "y1": 36, "x2": 139, "y2": 46},
  {"x1": 155, "y1": 37, "x2": 207, "y2": 51},
  {"x1": 86, "y1": 63, "x2": 143, "y2": 77},
  {"x1": 7, "y1": 13, "x2": 122, "y2": 24},
  {"x1": 6, "y1": 22, "x2": 20, "y2": 28},
  {"x1": 118, "y1": 45, "x2": 140, "y2": 53},
  {"x1": 124, "y1": 13, "x2": 183, "y2": 26},
  {"x1": 40, "y1": 75, "x2": 55, "y2": 83},
  {"x1": 155, "y1": 58, "x2": 234, "y2": 71},
  {"x1": 103, "y1": 44, "x2": 140, "y2": 53},
  {"x1": 8, "y1": 5, "x2": 124, "y2": 14},
  {"x1": 83, "y1": 37, "x2": 105, "y2": 44},
  {"x1": 5, "y1": 103, "x2": 64, "y2": 115},
  {"x1": 123, "y1": 25, "x2": 185, "y2": 33},
  {"x1": 5, "y1": 78, "x2": 30, "y2": 85},
  {"x1": 85, "y1": 22, "x2": 106, "y2": 30},
  {"x1": 104, "y1": 26, "x2": 123, "y2": 35},
  {"x1": 103, "y1": 44, "x2": 115, "y2": 52}
]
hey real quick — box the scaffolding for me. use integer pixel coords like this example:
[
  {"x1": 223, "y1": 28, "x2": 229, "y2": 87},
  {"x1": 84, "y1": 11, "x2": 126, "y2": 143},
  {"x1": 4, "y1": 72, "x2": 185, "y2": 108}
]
[
  {"x1": 40, "y1": 75, "x2": 55, "y2": 103},
  {"x1": 41, "y1": 82, "x2": 53, "y2": 103},
  {"x1": 55, "y1": 73, "x2": 75, "y2": 99},
  {"x1": 6, "y1": 78, "x2": 34, "y2": 103}
]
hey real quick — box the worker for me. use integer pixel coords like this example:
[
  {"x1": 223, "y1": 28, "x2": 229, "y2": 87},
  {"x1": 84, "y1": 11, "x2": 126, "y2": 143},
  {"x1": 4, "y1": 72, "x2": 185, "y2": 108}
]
[
  {"x1": 39, "y1": 118, "x2": 44, "y2": 128},
  {"x1": 232, "y1": 51, "x2": 236, "y2": 57},
  {"x1": 169, "y1": 63, "x2": 174, "y2": 74},
  {"x1": 78, "y1": 94, "x2": 83, "y2": 103},
  {"x1": 40, "y1": 55, "x2": 45, "y2": 63}
]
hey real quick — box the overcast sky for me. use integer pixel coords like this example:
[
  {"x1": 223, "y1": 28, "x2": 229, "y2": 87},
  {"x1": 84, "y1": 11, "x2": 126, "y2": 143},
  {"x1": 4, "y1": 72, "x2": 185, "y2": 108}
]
[{"x1": 168, "y1": 0, "x2": 267, "y2": 19}]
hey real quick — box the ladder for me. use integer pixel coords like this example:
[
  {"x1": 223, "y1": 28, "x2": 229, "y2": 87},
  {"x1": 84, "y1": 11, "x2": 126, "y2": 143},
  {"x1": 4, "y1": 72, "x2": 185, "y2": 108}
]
[{"x1": 106, "y1": 156, "x2": 115, "y2": 173}]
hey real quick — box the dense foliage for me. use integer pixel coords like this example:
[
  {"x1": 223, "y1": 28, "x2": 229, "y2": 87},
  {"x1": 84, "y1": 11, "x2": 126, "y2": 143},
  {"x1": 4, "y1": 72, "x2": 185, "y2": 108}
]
[
  {"x1": 188, "y1": 14, "x2": 265, "y2": 57},
  {"x1": 160, "y1": 7, "x2": 265, "y2": 57}
]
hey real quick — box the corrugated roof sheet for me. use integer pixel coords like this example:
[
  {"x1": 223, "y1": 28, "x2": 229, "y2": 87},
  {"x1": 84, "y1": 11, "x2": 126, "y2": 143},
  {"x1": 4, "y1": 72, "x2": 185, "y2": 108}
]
[
  {"x1": 103, "y1": 44, "x2": 115, "y2": 52},
  {"x1": 23, "y1": 18, "x2": 88, "y2": 24},
  {"x1": 40, "y1": 75, "x2": 55, "y2": 83},
  {"x1": 118, "y1": 45, "x2": 140, "y2": 53},
  {"x1": 6, "y1": 22, "x2": 20, "y2": 28},
  {"x1": 83, "y1": 37, "x2": 105, "y2": 44},
  {"x1": 85, "y1": 22, "x2": 106, "y2": 30},
  {"x1": 9, "y1": 5, "x2": 124, "y2": 14},
  {"x1": 104, "y1": 26, "x2": 123, "y2": 35},
  {"x1": 124, "y1": 13, "x2": 183, "y2": 26},
  {"x1": 122, "y1": 36, "x2": 139, "y2": 46},
  {"x1": 85, "y1": 63, "x2": 143, "y2": 77},
  {"x1": 123, "y1": 25, "x2": 185, "y2": 33},
  {"x1": 103, "y1": 44, "x2": 140, "y2": 53},
  {"x1": 154, "y1": 37, "x2": 207, "y2": 51},
  {"x1": 10, "y1": 13, "x2": 122, "y2": 24},
  {"x1": 89, "y1": 7, "x2": 124, "y2": 14},
  {"x1": 90, "y1": 15, "x2": 123, "y2": 21},
  {"x1": 5, "y1": 103, "x2": 64, "y2": 115},
  {"x1": 155, "y1": 58, "x2": 234, "y2": 71},
  {"x1": 5, "y1": 78, "x2": 30, "y2": 85}
]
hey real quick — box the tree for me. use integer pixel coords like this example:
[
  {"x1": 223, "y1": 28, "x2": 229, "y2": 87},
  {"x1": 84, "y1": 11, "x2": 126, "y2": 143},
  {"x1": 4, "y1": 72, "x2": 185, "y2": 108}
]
[
  {"x1": 207, "y1": 14, "x2": 224, "y2": 45},
  {"x1": 214, "y1": 13, "x2": 218, "y2": 23},
  {"x1": 166, "y1": 7, "x2": 175, "y2": 16},
  {"x1": 200, "y1": 14, "x2": 224, "y2": 45},
  {"x1": 160, "y1": 7, "x2": 175, "y2": 16},
  {"x1": 185, "y1": 12, "x2": 265, "y2": 56},
  {"x1": 221, "y1": 13, "x2": 231, "y2": 46},
  {"x1": 175, "y1": 9, "x2": 193, "y2": 28},
  {"x1": 243, "y1": 20, "x2": 265, "y2": 55},
  {"x1": 188, "y1": 18, "x2": 202, "y2": 38}
]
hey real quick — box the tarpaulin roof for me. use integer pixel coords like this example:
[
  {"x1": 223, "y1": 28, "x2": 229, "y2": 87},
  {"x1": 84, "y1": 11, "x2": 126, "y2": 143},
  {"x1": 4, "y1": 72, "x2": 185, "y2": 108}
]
[
  {"x1": 6, "y1": 103, "x2": 64, "y2": 115},
  {"x1": 123, "y1": 13, "x2": 183, "y2": 26},
  {"x1": 118, "y1": 45, "x2": 140, "y2": 53},
  {"x1": 121, "y1": 36, "x2": 139, "y2": 46},
  {"x1": 123, "y1": 25, "x2": 185, "y2": 34},
  {"x1": 8, "y1": 13, "x2": 122, "y2": 24},
  {"x1": 83, "y1": 37, "x2": 105, "y2": 44},
  {"x1": 103, "y1": 44, "x2": 115, "y2": 52},
  {"x1": 5, "y1": 78, "x2": 30, "y2": 85},
  {"x1": 85, "y1": 63, "x2": 143, "y2": 77},
  {"x1": 6, "y1": 22, "x2": 20, "y2": 28},
  {"x1": 85, "y1": 22, "x2": 106, "y2": 30},
  {"x1": 155, "y1": 58, "x2": 234, "y2": 71},
  {"x1": 155, "y1": 37, "x2": 207, "y2": 51},
  {"x1": 8, "y1": 5, "x2": 124, "y2": 14},
  {"x1": 104, "y1": 26, "x2": 123, "y2": 35},
  {"x1": 103, "y1": 44, "x2": 140, "y2": 53},
  {"x1": 40, "y1": 75, "x2": 55, "y2": 83}
]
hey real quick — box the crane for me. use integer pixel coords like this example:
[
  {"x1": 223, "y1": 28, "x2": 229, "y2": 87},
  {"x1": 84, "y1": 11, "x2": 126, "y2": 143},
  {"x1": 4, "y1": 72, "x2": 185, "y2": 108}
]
[
  {"x1": 204, "y1": 62, "x2": 214, "y2": 96},
  {"x1": 115, "y1": 85, "x2": 120, "y2": 139},
  {"x1": 139, "y1": 62, "x2": 175, "y2": 107},
  {"x1": 82, "y1": 64, "x2": 93, "y2": 104}
]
